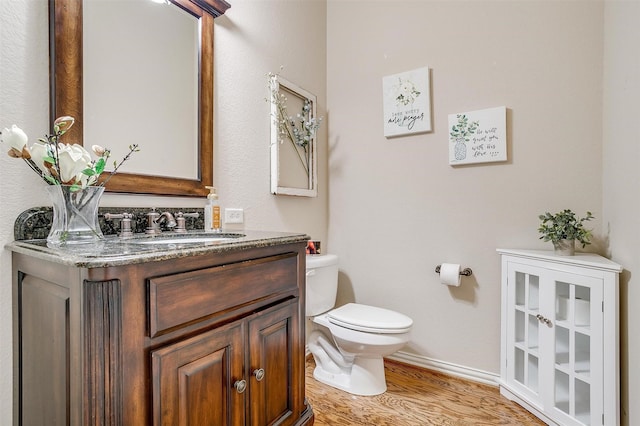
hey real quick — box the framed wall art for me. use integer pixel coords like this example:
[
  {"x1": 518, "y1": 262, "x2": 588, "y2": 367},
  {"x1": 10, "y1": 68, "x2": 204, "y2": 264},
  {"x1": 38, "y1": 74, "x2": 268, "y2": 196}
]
[
  {"x1": 382, "y1": 67, "x2": 432, "y2": 137},
  {"x1": 448, "y1": 106, "x2": 507, "y2": 165},
  {"x1": 269, "y1": 74, "x2": 320, "y2": 197}
]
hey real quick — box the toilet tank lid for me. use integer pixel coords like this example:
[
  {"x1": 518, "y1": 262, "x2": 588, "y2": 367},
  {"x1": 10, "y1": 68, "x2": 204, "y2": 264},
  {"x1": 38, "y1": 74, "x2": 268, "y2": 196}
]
[
  {"x1": 306, "y1": 253, "x2": 338, "y2": 268},
  {"x1": 328, "y1": 303, "x2": 413, "y2": 333}
]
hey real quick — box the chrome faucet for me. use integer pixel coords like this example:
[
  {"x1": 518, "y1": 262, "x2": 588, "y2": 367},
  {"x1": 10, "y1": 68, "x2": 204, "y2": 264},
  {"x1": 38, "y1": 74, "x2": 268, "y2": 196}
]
[{"x1": 145, "y1": 208, "x2": 177, "y2": 234}]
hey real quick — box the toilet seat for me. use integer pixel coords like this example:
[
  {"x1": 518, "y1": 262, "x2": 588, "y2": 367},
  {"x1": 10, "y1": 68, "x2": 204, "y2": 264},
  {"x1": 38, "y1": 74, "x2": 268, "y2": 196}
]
[{"x1": 327, "y1": 303, "x2": 413, "y2": 334}]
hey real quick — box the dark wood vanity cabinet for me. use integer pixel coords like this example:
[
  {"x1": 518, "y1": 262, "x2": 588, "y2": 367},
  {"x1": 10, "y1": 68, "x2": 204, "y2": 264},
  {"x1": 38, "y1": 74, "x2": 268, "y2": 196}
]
[
  {"x1": 152, "y1": 299, "x2": 300, "y2": 426},
  {"x1": 12, "y1": 241, "x2": 313, "y2": 425}
]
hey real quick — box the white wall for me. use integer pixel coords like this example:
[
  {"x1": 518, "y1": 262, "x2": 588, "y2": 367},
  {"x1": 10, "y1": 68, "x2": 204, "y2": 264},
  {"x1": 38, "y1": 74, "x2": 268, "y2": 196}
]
[
  {"x1": 214, "y1": 0, "x2": 328, "y2": 240},
  {"x1": 602, "y1": 3, "x2": 640, "y2": 425},
  {"x1": 0, "y1": 0, "x2": 51, "y2": 420},
  {"x1": 0, "y1": 0, "x2": 326, "y2": 423}
]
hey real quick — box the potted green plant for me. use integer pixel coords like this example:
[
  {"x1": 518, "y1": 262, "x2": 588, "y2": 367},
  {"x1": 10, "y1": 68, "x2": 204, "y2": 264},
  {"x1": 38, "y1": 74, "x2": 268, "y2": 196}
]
[{"x1": 538, "y1": 209, "x2": 594, "y2": 255}]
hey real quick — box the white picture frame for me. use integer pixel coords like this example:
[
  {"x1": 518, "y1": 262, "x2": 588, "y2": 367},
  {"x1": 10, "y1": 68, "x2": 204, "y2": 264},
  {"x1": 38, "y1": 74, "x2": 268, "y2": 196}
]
[
  {"x1": 269, "y1": 75, "x2": 318, "y2": 197},
  {"x1": 382, "y1": 67, "x2": 432, "y2": 137}
]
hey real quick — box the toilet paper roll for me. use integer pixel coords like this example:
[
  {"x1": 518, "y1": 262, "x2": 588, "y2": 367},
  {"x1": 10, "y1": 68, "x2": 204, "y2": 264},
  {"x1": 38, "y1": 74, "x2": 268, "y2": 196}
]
[{"x1": 439, "y1": 263, "x2": 461, "y2": 287}]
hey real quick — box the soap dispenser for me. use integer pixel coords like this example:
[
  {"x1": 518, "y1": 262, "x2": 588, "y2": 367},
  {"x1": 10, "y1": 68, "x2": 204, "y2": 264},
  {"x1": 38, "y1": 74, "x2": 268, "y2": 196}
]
[{"x1": 204, "y1": 186, "x2": 221, "y2": 233}]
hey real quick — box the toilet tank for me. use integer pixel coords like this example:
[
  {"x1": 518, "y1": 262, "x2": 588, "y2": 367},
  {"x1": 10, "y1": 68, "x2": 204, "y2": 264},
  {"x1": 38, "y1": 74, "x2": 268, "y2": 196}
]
[{"x1": 305, "y1": 254, "x2": 339, "y2": 316}]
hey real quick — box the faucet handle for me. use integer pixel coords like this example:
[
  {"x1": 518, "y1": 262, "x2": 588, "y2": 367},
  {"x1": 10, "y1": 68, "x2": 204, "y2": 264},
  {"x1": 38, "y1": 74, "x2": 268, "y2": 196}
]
[
  {"x1": 146, "y1": 208, "x2": 161, "y2": 234},
  {"x1": 177, "y1": 212, "x2": 199, "y2": 218},
  {"x1": 174, "y1": 211, "x2": 199, "y2": 233},
  {"x1": 104, "y1": 212, "x2": 134, "y2": 237}
]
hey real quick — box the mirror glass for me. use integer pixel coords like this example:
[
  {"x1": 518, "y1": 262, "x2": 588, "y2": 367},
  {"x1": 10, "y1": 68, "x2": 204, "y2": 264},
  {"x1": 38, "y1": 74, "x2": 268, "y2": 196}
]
[
  {"x1": 50, "y1": 0, "x2": 229, "y2": 196},
  {"x1": 84, "y1": 0, "x2": 199, "y2": 179}
]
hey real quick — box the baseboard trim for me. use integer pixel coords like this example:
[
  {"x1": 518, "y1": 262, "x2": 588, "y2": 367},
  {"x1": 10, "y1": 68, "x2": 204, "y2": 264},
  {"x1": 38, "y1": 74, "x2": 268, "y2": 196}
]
[
  {"x1": 305, "y1": 346, "x2": 500, "y2": 387},
  {"x1": 386, "y1": 351, "x2": 500, "y2": 387}
]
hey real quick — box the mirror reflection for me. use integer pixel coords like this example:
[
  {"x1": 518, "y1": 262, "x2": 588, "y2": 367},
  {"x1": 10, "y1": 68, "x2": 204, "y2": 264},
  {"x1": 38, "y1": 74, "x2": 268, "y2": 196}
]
[
  {"x1": 50, "y1": 0, "x2": 230, "y2": 196},
  {"x1": 84, "y1": 0, "x2": 199, "y2": 180}
]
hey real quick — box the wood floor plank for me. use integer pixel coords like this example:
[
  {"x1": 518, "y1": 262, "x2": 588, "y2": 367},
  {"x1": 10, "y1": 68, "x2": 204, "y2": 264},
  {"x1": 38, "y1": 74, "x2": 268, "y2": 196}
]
[{"x1": 306, "y1": 358, "x2": 544, "y2": 425}]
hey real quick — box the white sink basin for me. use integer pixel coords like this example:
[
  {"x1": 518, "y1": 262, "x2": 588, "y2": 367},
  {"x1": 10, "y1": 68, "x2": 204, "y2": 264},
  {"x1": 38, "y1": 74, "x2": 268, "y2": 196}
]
[{"x1": 132, "y1": 233, "x2": 245, "y2": 245}]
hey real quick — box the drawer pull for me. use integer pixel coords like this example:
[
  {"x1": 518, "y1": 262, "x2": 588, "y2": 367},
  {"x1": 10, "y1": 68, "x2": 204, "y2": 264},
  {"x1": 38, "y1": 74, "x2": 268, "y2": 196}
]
[
  {"x1": 234, "y1": 379, "x2": 247, "y2": 394},
  {"x1": 253, "y1": 368, "x2": 265, "y2": 381}
]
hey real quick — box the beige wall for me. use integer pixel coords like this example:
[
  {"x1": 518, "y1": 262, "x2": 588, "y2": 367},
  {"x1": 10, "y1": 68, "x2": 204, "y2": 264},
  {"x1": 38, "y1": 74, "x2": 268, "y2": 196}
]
[
  {"x1": 326, "y1": 1, "x2": 639, "y2": 424},
  {"x1": 327, "y1": 0, "x2": 603, "y2": 371},
  {"x1": 0, "y1": 0, "x2": 326, "y2": 422},
  {"x1": 603, "y1": 3, "x2": 640, "y2": 425}
]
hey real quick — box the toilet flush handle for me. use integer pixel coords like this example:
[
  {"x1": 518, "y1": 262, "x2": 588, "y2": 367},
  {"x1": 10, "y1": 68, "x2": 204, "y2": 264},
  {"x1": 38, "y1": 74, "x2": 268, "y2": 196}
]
[{"x1": 306, "y1": 269, "x2": 316, "y2": 277}]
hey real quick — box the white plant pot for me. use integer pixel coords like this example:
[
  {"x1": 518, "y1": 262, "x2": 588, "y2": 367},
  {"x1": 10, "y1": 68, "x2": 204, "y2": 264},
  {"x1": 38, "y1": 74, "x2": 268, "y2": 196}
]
[{"x1": 553, "y1": 239, "x2": 575, "y2": 256}]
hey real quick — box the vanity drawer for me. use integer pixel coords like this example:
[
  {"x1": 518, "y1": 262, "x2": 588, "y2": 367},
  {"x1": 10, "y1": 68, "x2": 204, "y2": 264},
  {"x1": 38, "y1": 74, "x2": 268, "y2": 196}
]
[{"x1": 148, "y1": 253, "x2": 299, "y2": 337}]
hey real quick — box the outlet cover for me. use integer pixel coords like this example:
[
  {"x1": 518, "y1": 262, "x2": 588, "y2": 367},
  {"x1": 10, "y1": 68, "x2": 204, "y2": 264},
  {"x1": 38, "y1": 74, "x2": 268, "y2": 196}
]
[{"x1": 224, "y1": 208, "x2": 244, "y2": 224}]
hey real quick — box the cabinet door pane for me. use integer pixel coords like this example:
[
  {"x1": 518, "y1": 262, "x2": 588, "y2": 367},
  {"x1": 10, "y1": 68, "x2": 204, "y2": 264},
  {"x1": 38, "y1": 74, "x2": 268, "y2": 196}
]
[
  {"x1": 550, "y1": 273, "x2": 603, "y2": 426},
  {"x1": 508, "y1": 266, "x2": 541, "y2": 396}
]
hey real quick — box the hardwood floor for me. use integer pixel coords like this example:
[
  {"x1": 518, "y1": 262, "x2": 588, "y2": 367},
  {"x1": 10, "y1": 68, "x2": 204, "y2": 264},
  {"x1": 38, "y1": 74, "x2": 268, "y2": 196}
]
[{"x1": 305, "y1": 357, "x2": 545, "y2": 425}]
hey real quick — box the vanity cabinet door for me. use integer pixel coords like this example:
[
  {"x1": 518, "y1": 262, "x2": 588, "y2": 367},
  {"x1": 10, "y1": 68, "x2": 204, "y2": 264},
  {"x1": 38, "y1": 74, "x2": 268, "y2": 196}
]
[
  {"x1": 151, "y1": 321, "x2": 246, "y2": 426},
  {"x1": 248, "y1": 299, "x2": 300, "y2": 426}
]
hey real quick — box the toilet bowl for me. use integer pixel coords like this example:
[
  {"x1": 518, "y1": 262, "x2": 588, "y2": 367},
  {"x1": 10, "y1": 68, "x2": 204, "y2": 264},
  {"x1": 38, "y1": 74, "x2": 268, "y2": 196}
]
[{"x1": 306, "y1": 254, "x2": 413, "y2": 396}]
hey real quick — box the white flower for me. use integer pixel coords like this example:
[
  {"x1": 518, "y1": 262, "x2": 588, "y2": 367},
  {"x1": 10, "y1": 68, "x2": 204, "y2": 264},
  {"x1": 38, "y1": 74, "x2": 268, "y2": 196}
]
[
  {"x1": 92, "y1": 145, "x2": 106, "y2": 156},
  {"x1": 1, "y1": 115, "x2": 138, "y2": 189},
  {"x1": 53, "y1": 116, "x2": 75, "y2": 135},
  {"x1": 1, "y1": 125, "x2": 29, "y2": 158},
  {"x1": 400, "y1": 81, "x2": 414, "y2": 94},
  {"x1": 29, "y1": 141, "x2": 49, "y2": 171},
  {"x1": 57, "y1": 143, "x2": 92, "y2": 184}
]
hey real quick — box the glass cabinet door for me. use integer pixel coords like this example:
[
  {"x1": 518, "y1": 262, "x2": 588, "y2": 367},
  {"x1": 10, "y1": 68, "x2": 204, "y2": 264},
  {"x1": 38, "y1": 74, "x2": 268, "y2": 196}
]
[
  {"x1": 549, "y1": 272, "x2": 603, "y2": 426},
  {"x1": 507, "y1": 264, "x2": 542, "y2": 399}
]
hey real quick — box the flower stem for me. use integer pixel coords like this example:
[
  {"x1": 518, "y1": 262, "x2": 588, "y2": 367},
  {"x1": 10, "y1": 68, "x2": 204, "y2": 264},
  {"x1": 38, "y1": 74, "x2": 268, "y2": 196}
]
[
  {"x1": 99, "y1": 144, "x2": 139, "y2": 187},
  {"x1": 276, "y1": 102, "x2": 309, "y2": 175}
]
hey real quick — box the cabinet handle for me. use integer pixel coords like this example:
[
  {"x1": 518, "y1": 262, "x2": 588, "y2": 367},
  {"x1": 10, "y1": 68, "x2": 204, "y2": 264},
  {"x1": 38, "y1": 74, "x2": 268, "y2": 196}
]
[
  {"x1": 234, "y1": 379, "x2": 247, "y2": 394},
  {"x1": 535, "y1": 314, "x2": 552, "y2": 326},
  {"x1": 253, "y1": 368, "x2": 265, "y2": 382}
]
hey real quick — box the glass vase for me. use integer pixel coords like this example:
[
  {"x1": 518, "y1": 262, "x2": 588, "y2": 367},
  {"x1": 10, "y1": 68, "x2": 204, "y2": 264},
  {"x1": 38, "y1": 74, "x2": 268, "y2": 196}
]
[{"x1": 46, "y1": 185, "x2": 105, "y2": 246}]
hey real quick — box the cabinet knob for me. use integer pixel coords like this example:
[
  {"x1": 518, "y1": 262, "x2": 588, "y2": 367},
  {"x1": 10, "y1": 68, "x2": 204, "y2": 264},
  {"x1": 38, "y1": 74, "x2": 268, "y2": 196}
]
[
  {"x1": 536, "y1": 314, "x2": 552, "y2": 326},
  {"x1": 234, "y1": 379, "x2": 247, "y2": 394},
  {"x1": 253, "y1": 368, "x2": 265, "y2": 382}
]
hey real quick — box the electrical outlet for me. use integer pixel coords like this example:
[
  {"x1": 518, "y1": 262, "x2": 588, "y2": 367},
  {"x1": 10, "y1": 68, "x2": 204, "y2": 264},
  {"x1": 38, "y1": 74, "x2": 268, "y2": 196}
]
[{"x1": 224, "y1": 208, "x2": 244, "y2": 224}]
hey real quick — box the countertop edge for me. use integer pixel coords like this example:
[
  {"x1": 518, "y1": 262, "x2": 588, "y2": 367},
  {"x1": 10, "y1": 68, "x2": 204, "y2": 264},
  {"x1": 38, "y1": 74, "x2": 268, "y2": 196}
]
[{"x1": 6, "y1": 231, "x2": 310, "y2": 268}]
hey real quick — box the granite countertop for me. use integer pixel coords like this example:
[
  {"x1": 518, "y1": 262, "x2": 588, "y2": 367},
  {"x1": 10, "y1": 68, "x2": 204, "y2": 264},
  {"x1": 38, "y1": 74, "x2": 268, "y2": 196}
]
[{"x1": 6, "y1": 230, "x2": 310, "y2": 268}]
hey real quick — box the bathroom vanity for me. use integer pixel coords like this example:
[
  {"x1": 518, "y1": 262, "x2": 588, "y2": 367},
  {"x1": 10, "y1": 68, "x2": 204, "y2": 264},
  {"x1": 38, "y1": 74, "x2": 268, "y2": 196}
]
[{"x1": 8, "y1": 231, "x2": 314, "y2": 425}]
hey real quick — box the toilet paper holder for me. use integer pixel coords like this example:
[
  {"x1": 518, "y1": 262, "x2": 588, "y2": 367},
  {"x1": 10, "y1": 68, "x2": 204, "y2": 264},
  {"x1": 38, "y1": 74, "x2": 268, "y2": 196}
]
[{"x1": 435, "y1": 265, "x2": 473, "y2": 276}]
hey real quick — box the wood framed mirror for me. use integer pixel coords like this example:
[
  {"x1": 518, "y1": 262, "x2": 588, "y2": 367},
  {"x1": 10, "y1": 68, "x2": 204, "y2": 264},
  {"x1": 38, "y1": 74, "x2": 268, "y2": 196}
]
[{"x1": 49, "y1": 0, "x2": 230, "y2": 196}]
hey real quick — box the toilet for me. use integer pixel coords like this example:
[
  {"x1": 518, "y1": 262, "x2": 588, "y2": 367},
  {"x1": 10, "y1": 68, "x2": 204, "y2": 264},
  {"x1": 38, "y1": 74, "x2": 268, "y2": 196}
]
[{"x1": 305, "y1": 253, "x2": 413, "y2": 396}]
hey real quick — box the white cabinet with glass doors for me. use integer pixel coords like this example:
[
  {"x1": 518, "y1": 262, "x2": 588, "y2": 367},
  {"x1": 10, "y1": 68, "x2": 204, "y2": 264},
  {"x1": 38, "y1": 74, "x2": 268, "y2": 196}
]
[{"x1": 498, "y1": 249, "x2": 622, "y2": 426}]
